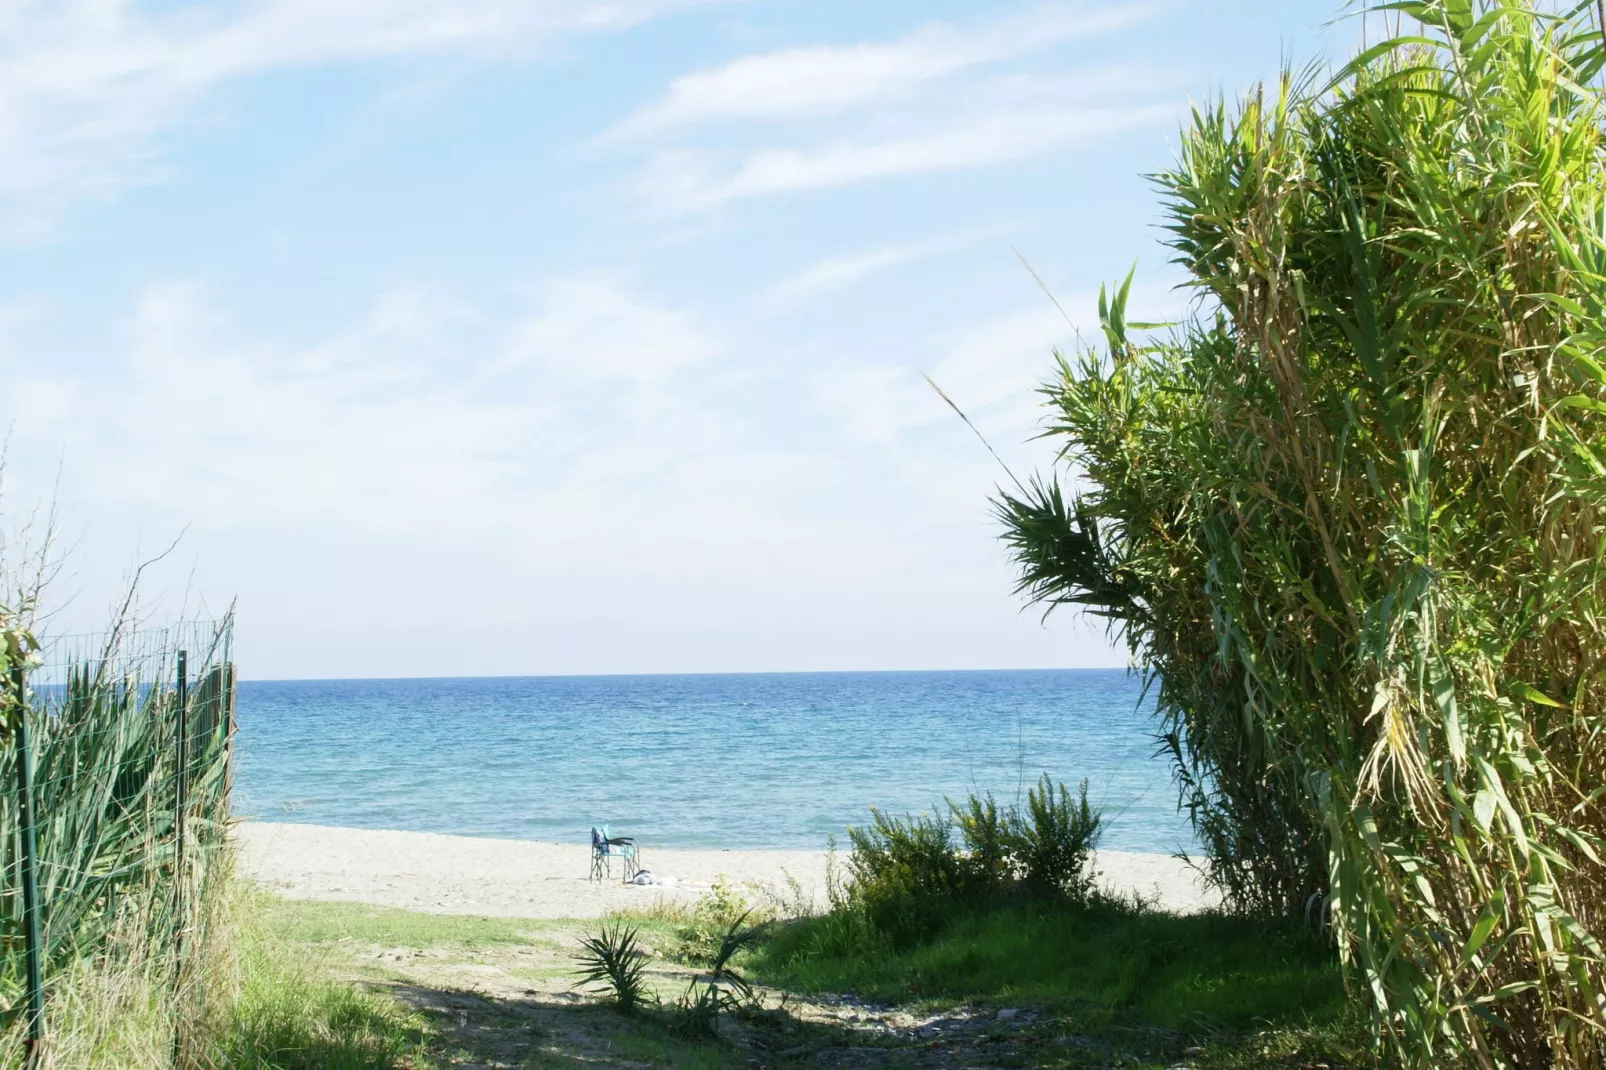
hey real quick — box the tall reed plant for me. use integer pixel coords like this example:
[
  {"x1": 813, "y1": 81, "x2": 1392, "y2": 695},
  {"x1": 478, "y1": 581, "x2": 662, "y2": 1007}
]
[{"x1": 998, "y1": 2, "x2": 1606, "y2": 1064}]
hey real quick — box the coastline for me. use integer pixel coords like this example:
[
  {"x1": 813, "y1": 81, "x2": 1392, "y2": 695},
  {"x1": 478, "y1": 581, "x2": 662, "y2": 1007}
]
[{"x1": 233, "y1": 820, "x2": 1220, "y2": 919}]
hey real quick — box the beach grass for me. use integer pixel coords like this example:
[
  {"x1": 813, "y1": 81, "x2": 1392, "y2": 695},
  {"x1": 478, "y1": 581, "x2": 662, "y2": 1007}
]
[
  {"x1": 248, "y1": 890, "x2": 1366, "y2": 1069},
  {"x1": 195, "y1": 886, "x2": 431, "y2": 1069},
  {"x1": 749, "y1": 897, "x2": 1356, "y2": 1039},
  {"x1": 257, "y1": 897, "x2": 569, "y2": 951},
  {"x1": 0, "y1": 880, "x2": 431, "y2": 1069}
]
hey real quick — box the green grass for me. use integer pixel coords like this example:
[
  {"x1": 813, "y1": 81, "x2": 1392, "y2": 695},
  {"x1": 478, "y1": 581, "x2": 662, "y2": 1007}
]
[
  {"x1": 257, "y1": 898, "x2": 564, "y2": 951},
  {"x1": 206, "y1": 952, "x2": 425, "y2": 1070},
  {"x1": 750, "y1": 899, "x2": 1348, "y2": 1034},
  {"x1": 198, "y1": 890, "x2": 433, "y2": 1069}
]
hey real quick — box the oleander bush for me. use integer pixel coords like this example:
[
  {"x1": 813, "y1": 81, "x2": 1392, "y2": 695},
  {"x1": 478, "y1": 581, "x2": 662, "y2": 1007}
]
[{"x1": 997, "y1": 1, "x2": 1606, "y2": 1064}]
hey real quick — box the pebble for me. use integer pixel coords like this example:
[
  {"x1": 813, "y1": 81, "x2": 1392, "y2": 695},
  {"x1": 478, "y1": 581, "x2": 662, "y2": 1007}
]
[{"x1": 996, "y1": 1008, "x2": 1020, "y2": 1021}]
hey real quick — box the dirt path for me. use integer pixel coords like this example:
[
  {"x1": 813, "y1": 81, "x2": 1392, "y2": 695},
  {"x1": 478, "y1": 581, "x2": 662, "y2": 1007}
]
[{"x1": 295, "y1": 912, "x2": 1193, "y2": 1069}]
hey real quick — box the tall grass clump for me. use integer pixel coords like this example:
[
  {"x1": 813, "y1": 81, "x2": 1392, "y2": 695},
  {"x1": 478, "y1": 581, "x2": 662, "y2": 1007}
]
[
  {"x1": 195, "y1": 882, "x2": 424, "y2": 1070},
  {"x1": 997, "y1": 1, "x2": 1606, "y2": 1064}
]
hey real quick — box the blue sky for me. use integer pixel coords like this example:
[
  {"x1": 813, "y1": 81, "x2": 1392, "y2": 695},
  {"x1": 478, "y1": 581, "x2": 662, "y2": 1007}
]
[{"x1": 2, "y1": 0, "x2": 1353, "y2": 679}]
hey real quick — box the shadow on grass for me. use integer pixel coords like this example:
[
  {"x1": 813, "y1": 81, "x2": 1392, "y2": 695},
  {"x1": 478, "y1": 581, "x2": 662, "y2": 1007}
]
[
  {"x1": 363, "y1": 968, "x2": 1360, "y2": 1070},
  {"x1": 373, "y1": 976, "x2": 824, "y2": 1069},
  {"x1": 751, "y1": 899, "x2": 1349, "y2": 1032},
  {"x1": 255, "y1": 896, "x2": 1363, "y2": 1069}
]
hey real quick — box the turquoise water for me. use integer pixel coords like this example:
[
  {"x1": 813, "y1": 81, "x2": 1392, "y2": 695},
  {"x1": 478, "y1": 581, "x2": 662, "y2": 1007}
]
[{"x1": 233, "y1": 669, "x2": 1193, "y2": 854}]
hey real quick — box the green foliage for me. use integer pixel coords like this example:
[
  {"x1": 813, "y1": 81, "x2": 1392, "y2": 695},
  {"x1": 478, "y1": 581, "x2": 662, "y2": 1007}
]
[
  {"x1": 996, "y1": 1, "x2": 1606, "y2": 1064},
  {"x1": 843, "y1": 778, "x2": 1102, "y2": 947},
  {"x1": 1011, "y1": 774, "x2": 1102, "y2": 900},
  {"x1": 668, "y1": 918, "x2": 758, "y2": 1040},
  {"x1": 753, "y1": 897, "x2": 1350, "y2": 1037},
  {"x1": 671, "y1": 876, "x2": 770, "y2": 964},
  {"x1": 949, "y1": 792, "x2": 1012, "y2": 893},
  {"x1": 0, "y1": 876, "x2": 425, "y2": 1070},
  {"x1": 575, "y1": 922, "x2": 655, "y2": 1015},
  {"x1": 0, "y1": 616, "x2": 236, "y2": 1056},
  {"x1": 0, "y1": 624, "x2": 235, "y2": 1000},
  {"x1": 845, "y1": 809, "x2": 965, "y2": 946},
  {"x1": 200, "y1": 916, "x2": 423, "y2": 1070}
]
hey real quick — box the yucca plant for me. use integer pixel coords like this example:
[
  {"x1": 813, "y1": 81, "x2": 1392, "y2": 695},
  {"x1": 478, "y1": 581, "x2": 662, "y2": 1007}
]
[
  {"x1": 670, "y1": 917, "x2": 758, "y2": 1039},
  {"x1": 997, "y1": 2, "x2": 1606, "y2": 1064},
  {"x1": 575, "y1": 922, "x2": 655, "y2": 1015}
]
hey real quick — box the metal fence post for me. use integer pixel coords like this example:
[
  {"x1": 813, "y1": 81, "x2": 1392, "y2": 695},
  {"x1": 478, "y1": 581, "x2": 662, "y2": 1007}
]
[
  {"x1": 170, "y1": 650, "x2": 190, "y2": 1068},
  {"x1": 13, "y1": 662, "x2": 44, "y2": 1065},
  {"x1": 174, "y1": 650, "x2": 188, "y2": 923},
  {"x1": 223, "y1": 663, "x2": 237, "y2": 812}
]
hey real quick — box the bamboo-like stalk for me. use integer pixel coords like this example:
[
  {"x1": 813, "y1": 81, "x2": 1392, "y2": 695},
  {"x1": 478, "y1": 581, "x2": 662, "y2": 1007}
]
[{"x1": 999, "y1": 2, "x2": 1606, "y2": 1064}]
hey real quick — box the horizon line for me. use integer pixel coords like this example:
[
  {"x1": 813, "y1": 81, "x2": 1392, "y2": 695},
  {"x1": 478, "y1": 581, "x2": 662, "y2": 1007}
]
[{"x1": 237, "y1": 664, "x2": 1139, "y2": 685}]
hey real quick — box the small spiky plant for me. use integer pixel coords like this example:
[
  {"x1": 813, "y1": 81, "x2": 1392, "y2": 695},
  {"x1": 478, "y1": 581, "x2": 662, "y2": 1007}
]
[
  {"x1": 669, "y1": 916, "x2": 759, "y2": 1039},
  {"x1": 575, "y1": 922, "x2": 654, "y2": 1015}
]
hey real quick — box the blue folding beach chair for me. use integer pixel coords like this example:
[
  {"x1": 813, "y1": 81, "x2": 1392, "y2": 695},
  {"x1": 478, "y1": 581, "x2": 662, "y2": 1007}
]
[{"x1": 589, "y1": 826, "x2": 640, "y2": 882}]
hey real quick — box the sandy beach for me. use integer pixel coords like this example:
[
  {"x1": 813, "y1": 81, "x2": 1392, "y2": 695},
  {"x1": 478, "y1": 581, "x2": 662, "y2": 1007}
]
[{"x1": 233, "y1": 821, "x2": 1219, "y2": 918}]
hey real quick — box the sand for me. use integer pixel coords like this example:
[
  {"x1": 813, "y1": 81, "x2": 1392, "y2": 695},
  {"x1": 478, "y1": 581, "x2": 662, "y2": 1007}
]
[{"x1": 234, "y1": 821, "x2": 1219, "y2": 918}]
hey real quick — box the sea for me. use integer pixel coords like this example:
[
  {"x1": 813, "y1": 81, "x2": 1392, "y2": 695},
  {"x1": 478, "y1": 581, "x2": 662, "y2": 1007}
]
[{"x1": 232, "y1": 669, "x2": 1195, "y2": 855}]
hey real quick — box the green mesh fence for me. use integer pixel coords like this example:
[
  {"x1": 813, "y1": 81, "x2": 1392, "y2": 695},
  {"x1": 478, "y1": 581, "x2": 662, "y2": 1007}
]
[{"x1": 0, "y1": 615, "x2": 235, "y2": 1058}]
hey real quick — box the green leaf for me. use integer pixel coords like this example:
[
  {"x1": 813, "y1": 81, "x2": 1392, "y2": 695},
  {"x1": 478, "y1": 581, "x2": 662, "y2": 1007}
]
[
  {"x1": 1460, "y1": 907, "x2": 1502, "y2": 968},
  {"x1": 1472, "y1": 789, "x2": 1496, "y2": 834},
  {"x1": 1512, "y1": 683, "x2": 1568, "y2": 709}
]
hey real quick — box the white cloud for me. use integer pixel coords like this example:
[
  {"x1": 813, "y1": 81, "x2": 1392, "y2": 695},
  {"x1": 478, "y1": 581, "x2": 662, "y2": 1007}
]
[
  {"x1": 0, "y1": 0, "x2": 710, "y2": 236},
  {"x1": 611, "y1": 4, "x2": 1174, "y2": 211},
  {"x1": 500, "y1": 277, "x2": 719, "y2": 386},
  {"x1": 666, "y1": 104, "x2": 1168, "y2": 207},
  {"x1": 764, "y1": 229, "x2": 1002, "y2": 303},
  {"x1": 6, "y1": 276, "x2": 732, "y2": 535},
  {"x1": 812, "y1": 304, "x2": 1080, "y2": 447},
  {"x1": 608, "y1": 3, "x2": 1158, "y2": 137}
]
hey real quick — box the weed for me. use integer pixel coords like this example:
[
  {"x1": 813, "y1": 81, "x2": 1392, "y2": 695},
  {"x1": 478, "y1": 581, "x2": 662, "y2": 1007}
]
[
  {"x1": 1009, "y1": 775, "x2": 1101, "y2": 901},
  {"x1": 671, "y1": 877, "x2": 772, "y2": 964},
  {"x1": 669, "y1": 917, "x2": 759, "y2": 1040}
]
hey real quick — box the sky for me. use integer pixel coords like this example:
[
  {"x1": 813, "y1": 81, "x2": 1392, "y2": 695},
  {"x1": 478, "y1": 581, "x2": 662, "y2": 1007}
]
[{"x1": 0, "y1": 0, "x2": 1355, "y2": 680}]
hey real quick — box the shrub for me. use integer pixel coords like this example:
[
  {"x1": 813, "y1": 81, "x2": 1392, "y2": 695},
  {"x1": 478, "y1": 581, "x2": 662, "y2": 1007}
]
[
  {"x1": 845, "y1": 808, "x2": 967, "y2": 945},
  {"x1": 671, "y1": 876, "x2": 773, "y2": 964},
  {"x1": 841, "y1": 777, "x2": 1103, "y2": 945},
  {"x1": 1008, "y1": 775, "x2": 1101, "y2": 901},
  {"x1": 950, "y1": 791, "x2": 1013, "y2": 895},
  {"x1": 995, "y1": 2, "x2": 1606, "y2": 1063}
]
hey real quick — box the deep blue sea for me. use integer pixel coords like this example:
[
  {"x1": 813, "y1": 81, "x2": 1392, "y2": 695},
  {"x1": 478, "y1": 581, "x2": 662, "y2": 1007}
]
[{"x1": 233, "y1": 670, "x2": 1193, "y2": 854}]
